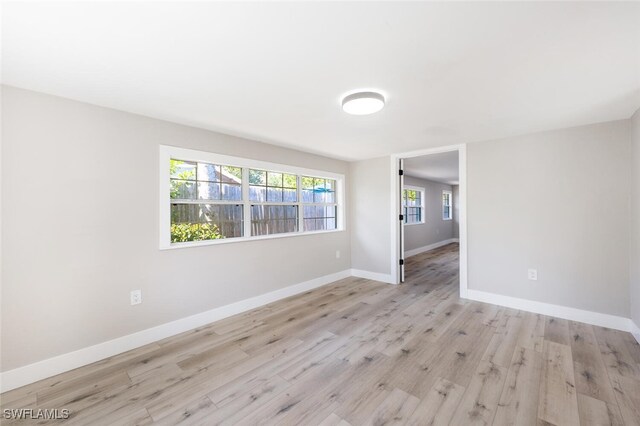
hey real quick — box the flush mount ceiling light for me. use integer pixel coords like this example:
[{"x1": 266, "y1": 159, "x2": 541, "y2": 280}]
[{"x1": 342, "y1": 91, "x2": 385, "y2": 115}]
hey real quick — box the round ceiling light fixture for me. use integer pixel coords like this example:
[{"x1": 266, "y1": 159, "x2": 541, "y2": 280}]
[{"x1": 341, "y1": 91, "x2": 385, "y2": 115}]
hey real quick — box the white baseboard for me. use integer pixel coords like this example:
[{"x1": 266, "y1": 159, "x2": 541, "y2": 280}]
[
  {"x1": 405, "y1": 238, "x2": 458, "y2": 258},
  {"x1": 8, "y1": 269, "x2": 630, "y2": 393},
  {"x1": 631, "y1": 320, "x2": 640, "y2": 345},
  {"x1": 0, "y1": 269, "x2": 351, "y2": 393},
  {"x1": 350, "y1": 269, "x2": 396, "y2": 284},
  {"x1": 465, "y1": 289, "x2": 632, "y2": 332}
]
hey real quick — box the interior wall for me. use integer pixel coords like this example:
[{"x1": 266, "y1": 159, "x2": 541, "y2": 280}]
[
  {"x1": 403, "y1": 175, "x2": 454, "y2": 252},
  {"x1": 467, "y1": 119, "x2": 631, "y2": 317},
  {"x1": 0, "y1": 86, "x2": 351, "y2": 371},
  {"x1": 452, "y1": 185, "x2": 460, "y2": 239},
  {"x1": 349, "y1": 157, "x2": 391, "y2": 275},
  {"x1": 3, "y1": 85, "x2": 637, "y2": 376},
  {"x1": 630, "y1": 108, "x2": 640, "y2": 330}
]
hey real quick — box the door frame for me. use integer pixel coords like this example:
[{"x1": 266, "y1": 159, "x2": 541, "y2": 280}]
[{"x1": 389, "y1": 144, "x2": 468, "y2": 298}]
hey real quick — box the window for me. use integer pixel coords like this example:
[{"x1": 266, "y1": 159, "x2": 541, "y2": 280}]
[
  {"x1": 302, "y1": 176, "x2": 337, "y2": 232},
  {"x1": 249, "y1": 170, "x2": 298, "y2": 236},
  {"x1": 442, "y1": 190, "x2": 452, "y2": 220},
  {"x1": 160, "y1": 146, "x2": 344, "y2": 248},
  {"x1": 170, "y1": 160, "x2": 244, "y2": 242},
  {"x1": 402, "y1": 186, "x2": 425, "y2": 225}
]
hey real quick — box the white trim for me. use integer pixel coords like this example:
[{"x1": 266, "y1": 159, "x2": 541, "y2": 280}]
[
  {"x1": 0, "y1": 269, "x2": 351, "y2": 393},
  {"x1": 465, "y1": 289, "x2": 632, "y2": 332},
  {"x1": 390, "y1": 144, "x2": 468, "y2": 298},
  {"x1": 399, "y1": 158, "x2": 405, "y2": 282},
  {"x1": 159, "y1": 145, "x2": 346, "y2": 250},
  {"x1": 631, "y1": 320, "x2": 640, "y2": 345},
  {"x1": 161, "y1": 145, "x2": 346, "y2": 181},
  {"x1": 405, "y1": 238, "x2": 458, "y2": 258},
  {"x1": 163, "y1": 229, "x2": 345, "y2": 250},
  {"x1": 403, "y1": 185, "x2": 424, "y2": 192},
  {"x1": 391, "y1": 157, "x2": 400, "y2": 283},
  {"x1": 350, "y1": 269, "x2": 396, "y2": 284}
]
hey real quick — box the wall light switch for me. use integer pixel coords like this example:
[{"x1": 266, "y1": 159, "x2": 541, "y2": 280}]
[
  {"x1": 527, "y1": 269, "x2": 538, "y2": 281},
  {"x1": 336, "y1": 250, "x2": 341, "y2": 259},
  {"x1": 130, "y1": 290, "x2": 142, "y2": 305}
]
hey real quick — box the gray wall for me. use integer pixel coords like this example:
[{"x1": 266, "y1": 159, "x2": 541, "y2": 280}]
[
  {"x1": 468, "y1": 120, "x2": 631, "y2": 317},
  {"x1": 2, "y1": 85, "x2": 637, "y2": 375},
  {"x1": 349, "y1": 157, "x2": 391, "y2": 275},
  {"x1": 403, "y1": 175, "x2": 454, "y2": 252},
  {"x1": 452, "y1": 185, "x2": 460, "y2": 239},
  {"x1": 631, "y1": 108, "x2": 640, "y2": 329},
  {"x1": 1, "y1": 86, "x2": 351, "y2": 371}
]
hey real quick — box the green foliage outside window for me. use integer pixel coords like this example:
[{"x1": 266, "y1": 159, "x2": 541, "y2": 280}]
[
  {"x1": 170, "y1": 159, "x2": 238, "y2": 242},
  {"x1": 283, "y1": 173, "x2": 297, "y2": 188},
  {"x1": 170, "y1": 159, "x2": 196, "y2": 199},
  {"x1": 405, "y1": 189, "x2": 417, "y2": 202},
  {"x1": 249, "y1": 169, "x2": 297, "y2": 188},
  {"x1": 223, "y1": 166, "x2": 242, "y2": 180},
  {"x1": 170, "y1": 222, "x2": 224, "y2": 243}
]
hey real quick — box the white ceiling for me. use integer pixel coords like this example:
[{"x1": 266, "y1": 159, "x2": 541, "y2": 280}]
[
  {"x1": 2, "y1": 2, "x2": 639, "y2": 161},
  {"x1": 404, "y1": 151, "x2": 459, "y2": 185}
]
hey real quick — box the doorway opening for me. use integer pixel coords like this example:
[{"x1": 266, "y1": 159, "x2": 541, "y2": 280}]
[{"x1": 390, "y1": 145, "x2": 467, "y2": 298}]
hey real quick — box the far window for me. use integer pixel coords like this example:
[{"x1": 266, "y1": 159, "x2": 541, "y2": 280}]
[
  {"x1": 403, "y1": 186, "x2": 425, "y2": 225},
  {"x1": 442, "y1": 190, "x2": 452, "y2": 220}
]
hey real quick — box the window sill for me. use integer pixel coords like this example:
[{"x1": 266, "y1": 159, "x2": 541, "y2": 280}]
[
  {"x1": 160, "y1": 228, "x2": 345, "y2": 250},
  {"x1": 404, "y1": 222, "x2": 425, "y2": 226},
  {"x1": 442, "y1": 218, "x2": 453, "y2": 221}
]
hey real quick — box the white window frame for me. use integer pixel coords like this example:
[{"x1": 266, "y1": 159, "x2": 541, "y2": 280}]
[
  {"x1": 402, "y1": 185, "x2": 425, "y2": 226},
  {"x1": 442, "y1": 190, "x2": 453, "y2": 221},
  {"x1": 159, "y1": 145, "x2": 345, "y2": 249}
]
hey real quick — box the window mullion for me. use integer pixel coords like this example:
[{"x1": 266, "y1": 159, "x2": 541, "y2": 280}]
[
  {"x1": 242, "y1": 167, "x2": 251, "y2": 237},
  {"x1": 297, "y1": 175, "x2": 303, "y2": 232}
]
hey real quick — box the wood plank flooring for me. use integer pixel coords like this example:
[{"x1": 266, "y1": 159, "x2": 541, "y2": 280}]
[{"x1": 2, "y1": 243, "x2": 640, "y2": 425}]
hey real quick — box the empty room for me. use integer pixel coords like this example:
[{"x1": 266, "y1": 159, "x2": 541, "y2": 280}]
[
  {"x1": 1, "y1": 2, "x2": 640, "y2": 425},
  {"x1": 400, "y1": 151, "x2": 460, "y2": 288}
]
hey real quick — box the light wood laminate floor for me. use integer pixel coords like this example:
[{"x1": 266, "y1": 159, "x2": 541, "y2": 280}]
[{"x1": 2, "y1": 243, "x2": 640, "y2": 425}]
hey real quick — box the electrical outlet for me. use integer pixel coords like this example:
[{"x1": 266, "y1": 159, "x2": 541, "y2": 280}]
[
  {"x1": 130, "y1": 290, "x2": 142, "y2": 305},
  {"x1": 336, "y1": 250, "x2": 341, "y2": 259},
  {"x1": 527, "y1": 269, "x2": 538, "y2": 281}
]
